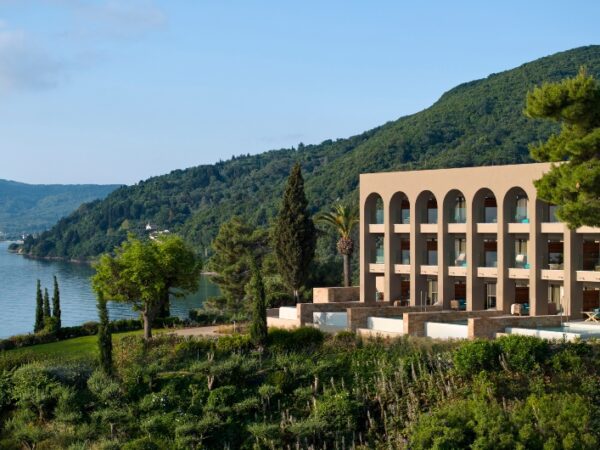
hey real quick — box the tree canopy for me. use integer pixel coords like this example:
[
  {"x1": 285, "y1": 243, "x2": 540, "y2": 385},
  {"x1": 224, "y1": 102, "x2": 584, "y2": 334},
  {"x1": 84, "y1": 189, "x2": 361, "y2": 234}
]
[
  {"x1": 526, "y1": 67, "x2": 600, "y2": 227},
  {"x1": 92, "y1": 234, "x2": 201, "y2": 339}
]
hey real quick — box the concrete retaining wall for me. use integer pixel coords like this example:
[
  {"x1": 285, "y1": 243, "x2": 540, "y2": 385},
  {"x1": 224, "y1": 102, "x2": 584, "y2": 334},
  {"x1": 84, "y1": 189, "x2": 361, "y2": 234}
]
[
  {"x1": 266, "y1": 317, "x2": 300, "y2": 329},
  {"x1": 425, "y1": 321, "x2": 468, "y2": 339},
  {"x1": 357, "y1": 328, "x2": 404, "y2": 339},
  {"x1": 313, "y1": 287, "x2": 360, "y2": 303},
  {"x1": 367, "y1": 316, "x2": 404, "y2": 333},
  {"x1": 347, "y1": 305, "x2": 443, "y2": 331},
  {"x1": 404, "y1": 310, "x2": 503, "y2": 337}
]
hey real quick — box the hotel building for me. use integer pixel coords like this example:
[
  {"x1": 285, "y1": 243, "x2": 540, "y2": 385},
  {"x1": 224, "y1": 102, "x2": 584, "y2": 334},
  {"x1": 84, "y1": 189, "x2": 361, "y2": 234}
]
[{"x1": 359, "y1": 162, "x2": 600, "y2": 318}]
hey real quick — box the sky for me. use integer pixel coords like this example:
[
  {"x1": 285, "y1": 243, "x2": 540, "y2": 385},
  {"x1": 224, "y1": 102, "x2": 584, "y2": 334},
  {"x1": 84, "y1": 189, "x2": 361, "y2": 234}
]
[{"x1": 1, "y1": 1, "x2": 599, "y2": 185}]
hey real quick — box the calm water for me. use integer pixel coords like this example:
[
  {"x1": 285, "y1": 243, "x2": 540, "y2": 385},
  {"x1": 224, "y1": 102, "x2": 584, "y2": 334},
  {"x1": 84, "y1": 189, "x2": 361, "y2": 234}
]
[{"x1": 0, "y1": 241, "x2": 219, "y2": 339}]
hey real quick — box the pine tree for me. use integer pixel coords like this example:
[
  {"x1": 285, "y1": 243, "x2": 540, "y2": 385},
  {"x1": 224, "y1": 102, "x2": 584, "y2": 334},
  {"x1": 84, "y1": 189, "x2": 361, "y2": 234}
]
[
  {"x1": 97, "y1": 291, "x2": 113, "y2": 375},
  {"x1": 248, "y1": 260, "x2": 268, "y2": 348},
  {"x1": 211, "y1": 217, "x2": 269, "y2": 313},
  {"x1": 273, "y1": 163, "x2": 316, "y2": 303},
  {"x1": 52, "y1": 275, "x2": 61, "y2": 329},
  {"x1": 525, "y1": 67, "x2": 600, "y2": 228},
  {"x1": 43, "y1": 288, "x2": 51, "y2": 319},
  {"x1": 34, "y1": 279, "x2": 44, "y2": 333}
]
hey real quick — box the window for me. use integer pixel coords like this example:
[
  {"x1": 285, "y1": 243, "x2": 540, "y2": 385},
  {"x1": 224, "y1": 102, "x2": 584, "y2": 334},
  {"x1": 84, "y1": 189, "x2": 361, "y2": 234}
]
[
  {"x1": 483, "y1": 240, "x2": 497, "y2": 267},
  {"x1": 515, "y1": 196, "x2": 528, "y2": 222},
  {"x1": 515, "y1": 239, "x2": 528, "y2": 268},
  {"x1": 548, "y1": 284, "x2": 564, "y2": 313},
  {"x1": 427, "y1": 239, "x2": 438, "y2": 265},
  {"x1": 486, "y1": 283, "x2": 497, "y2": 309},
  {"x1": 426, "y1": 198, "x2": 438, "y2": 224},
  {"x1": 374, "y1": 236, "x2": 384, "y2": 264},
  {"x1": 427, "y1": 279, "x2": 438, "y2": 305},
  {"x1": 454, "y1": 237, "x2": 466, "y2": 266},
  {"x1": 400, "y1": 200, "x2": 410, "y2": 224},
  {"x1": 549, "y1": 204, "x2": 559, "y2": 223},
  {"x1": 484, "y1": 196, "x2": 497, "y2": 223},
  {"x1": 454, "y1": 196, "x2": 466, "y2": 223}
]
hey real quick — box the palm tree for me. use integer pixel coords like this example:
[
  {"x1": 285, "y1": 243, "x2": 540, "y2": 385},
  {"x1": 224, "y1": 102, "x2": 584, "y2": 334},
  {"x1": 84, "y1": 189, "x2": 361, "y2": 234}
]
[{"x1": 316, "y1": 203, "x2": 359, "y2": 287}]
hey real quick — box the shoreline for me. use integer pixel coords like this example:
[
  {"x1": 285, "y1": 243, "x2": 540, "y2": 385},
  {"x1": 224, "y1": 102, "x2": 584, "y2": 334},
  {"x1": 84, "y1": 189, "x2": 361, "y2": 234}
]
[{"x1": 3, "y1": 242, "x2": 217, "y2": 275}]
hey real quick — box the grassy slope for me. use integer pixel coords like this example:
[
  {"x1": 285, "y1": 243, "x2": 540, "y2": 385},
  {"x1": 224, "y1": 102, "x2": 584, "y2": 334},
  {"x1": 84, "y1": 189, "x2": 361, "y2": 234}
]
[{"x1": 7, "y1": 329, "x2": 167, "y2": 358}]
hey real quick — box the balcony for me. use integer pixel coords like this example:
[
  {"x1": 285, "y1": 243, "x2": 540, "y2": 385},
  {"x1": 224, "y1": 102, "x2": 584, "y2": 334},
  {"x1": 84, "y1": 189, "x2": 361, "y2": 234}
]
[
  {"x1": 541, "y1": 222, "x2": 565, "y2": 234},
  {"x1": 508, "y1": 222, "x2": 530, "y2": 233},
  {"x1": 477, "y1": 223, "x2": 498, "y2": 234},
  {"x1": 369, "y1": 263, "x2": 385, "y2": 273},
  {"x1": 394, "y1": 264, "x2": 410, "y2": 274},
  {"x1": 577, "y1": 226, "x2": 600, "y2": 234},
  {"x1": 420, "y1": 265, "x2": 438, "y2": 275},
  {"x1": 393, "y1": 224, "x2": 410, "y2": 233},
  {"x1": 541, "y1": 269, "x2": 564, "y2": 281},
  {"x1": 509, "y1": 268, "x2": 530, "y2": 279},
  {"x1": 448, "y1": 266, "x2": 467, "y2": 276},
  {"x1": 448, "y1": 223, "x2": 467, "y2": 233},
  {"x1": 477, "y1": 267, "x2": 498, "y2": 278},
  {"x1": 369, "y1": 224, "x2": 385, "y2": 234},
  {"x1": 420, "y1": 223, "x2": 438, "y2": 233},
  {"x1": 576, "y1": 270, "x2": 600, "y2": 282}
]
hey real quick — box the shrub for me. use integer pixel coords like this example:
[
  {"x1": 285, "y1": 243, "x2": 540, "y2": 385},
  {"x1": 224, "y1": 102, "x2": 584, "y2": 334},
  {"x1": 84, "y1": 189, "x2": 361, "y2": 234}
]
[
  {"x1": 215, "y1": 334, "x2": 252, "y2": 353},
  {"x1": 121, "y1": 436, "x2": 162, "y2": 450},
  {"x1": 267, "y1": 327, "x2": 324, "y2": 352},
  {"x1": 497, "y1": 335, "x2": 549, "y2": 372},
  {"x1": 189, "y1": 308, "x2": 232, "y2": 325},
  {"x1": 453, "y1": 339, "x2": 501, "y2": 377}
]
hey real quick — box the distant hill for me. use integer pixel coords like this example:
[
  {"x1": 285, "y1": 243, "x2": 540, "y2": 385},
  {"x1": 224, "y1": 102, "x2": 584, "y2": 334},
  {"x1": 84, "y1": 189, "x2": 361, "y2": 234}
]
[
  {"x1": 22, "y1": 45, "x2": 600, "y2": 259},
  {"x1": 0, "y1": 180, "x2": 120, "y2": 237}
]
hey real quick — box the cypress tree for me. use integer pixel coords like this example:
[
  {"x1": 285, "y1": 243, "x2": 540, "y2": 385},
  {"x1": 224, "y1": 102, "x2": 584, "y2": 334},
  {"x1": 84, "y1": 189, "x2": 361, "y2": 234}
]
[
  {"x1": 34, "y1": 279, "x2": 44, "y2": 333},
  {"x1": 43, "y1": 288, "x2": 51, "y2": 319},
  {"x1": 248, "y1": 260, "x2": 268, "y2": 348},
  {"x1": 273, "y1": 163, "x2": 316, "y2": 303},
  {"x1": 52, "y1": 275, "x2": 61, "y2": 329},
  {"x1": 97, "y1": 291, "x2": 113, "y2": 375}
]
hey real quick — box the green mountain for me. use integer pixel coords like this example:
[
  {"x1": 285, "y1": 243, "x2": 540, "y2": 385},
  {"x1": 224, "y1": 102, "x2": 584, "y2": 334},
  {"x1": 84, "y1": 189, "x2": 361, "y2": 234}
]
[
  {"x1": 0, "y1": 180, "x2": 120, "y2": 237},
  {"x1": 22, "y1": 45, "x2": 600, "y2": 259}
]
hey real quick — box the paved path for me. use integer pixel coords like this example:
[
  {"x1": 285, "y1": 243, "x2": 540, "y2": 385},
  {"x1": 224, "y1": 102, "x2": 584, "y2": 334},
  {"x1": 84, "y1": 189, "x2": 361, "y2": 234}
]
[{"x1": 171, "y1": 326, "x2": 223, "y2": 338}]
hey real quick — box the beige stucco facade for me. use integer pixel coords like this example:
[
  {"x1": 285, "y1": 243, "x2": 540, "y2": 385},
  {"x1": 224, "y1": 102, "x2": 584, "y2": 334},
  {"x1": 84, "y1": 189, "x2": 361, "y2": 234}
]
[{"x1": 360, "y1": 162, "x2": 600, "y2": 318}]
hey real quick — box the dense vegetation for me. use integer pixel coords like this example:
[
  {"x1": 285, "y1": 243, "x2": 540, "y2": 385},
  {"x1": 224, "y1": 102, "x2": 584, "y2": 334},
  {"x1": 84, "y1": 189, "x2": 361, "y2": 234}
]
[
  {"x1": 0, "y1": 179, "x2": 119, "y2": 237},
  {"x1": 1, "y1": 330, "x2": 599, "y2": 449},
  {"x1": 22, "y1": 46, "x2": 600, "y2": 260}
]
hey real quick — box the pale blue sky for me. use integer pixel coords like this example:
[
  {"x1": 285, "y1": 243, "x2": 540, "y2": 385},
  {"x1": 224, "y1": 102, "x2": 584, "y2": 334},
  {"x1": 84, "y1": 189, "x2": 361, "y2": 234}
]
[{"x1": 1, "y1": 1, "x2": 599, "y2": 184}]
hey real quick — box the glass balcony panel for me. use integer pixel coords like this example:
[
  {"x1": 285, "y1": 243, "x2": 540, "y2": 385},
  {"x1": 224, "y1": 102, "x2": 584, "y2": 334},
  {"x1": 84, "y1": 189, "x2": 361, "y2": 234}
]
[
  {"x1": 401, "y1": 209, "x2": 410, "y2": 224},
  {"x1": 453, "y1": 207, "x2": 466, "y2": 223},
  {"x1": 401, "y1": 249, "x2": 410, "y2": 264},
  {"x1": 515, "y1": 254, "x2": 528, "y2": 269},
  {"x1": 427, "y1": 208, "x2": 438, "y2": 224},
  {"x1": 485, "y1": 251, "x2": 497, "y2": 268},
  {"x1": 375, "y1": 246, "x2": 384, "y2": 264},
  {"x1": 428, "y1": 250, "x2": 438, "y2": 265},
  {"x1": 484, "y1": 207, "x2": 497, "y2": 223}
]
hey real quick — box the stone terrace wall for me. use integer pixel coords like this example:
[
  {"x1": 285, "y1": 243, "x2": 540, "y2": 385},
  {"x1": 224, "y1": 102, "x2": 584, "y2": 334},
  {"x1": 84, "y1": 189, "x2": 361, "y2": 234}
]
[
  {"x1": 313, "y1": 287, "x2": 360, "y2": 303},
  {"x1": 468, "y1": 315, "x2": 565, "y2": 339}
]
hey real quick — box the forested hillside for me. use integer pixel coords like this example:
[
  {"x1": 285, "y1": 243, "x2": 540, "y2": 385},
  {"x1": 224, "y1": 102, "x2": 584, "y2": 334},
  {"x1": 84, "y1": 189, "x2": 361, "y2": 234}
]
[
  {"x1": 0, "y1": 180, "x2": 119, "y2": 237},
  {"x1": 22, "y1": 45, "x2": 600, "y2": 259}
]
